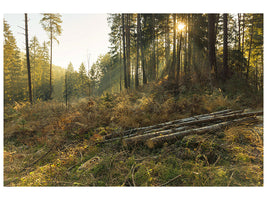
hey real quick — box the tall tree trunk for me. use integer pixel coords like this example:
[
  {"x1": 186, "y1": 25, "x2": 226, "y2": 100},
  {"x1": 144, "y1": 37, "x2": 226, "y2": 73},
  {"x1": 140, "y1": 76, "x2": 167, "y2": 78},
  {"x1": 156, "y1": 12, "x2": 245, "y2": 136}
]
[
  {"x1": 119, "y1": 26, "x2": 122, "y2": 92},
  {"x1": 176, "y1": 31, "x2": 182, "y2": 84},
  {"x1": 238, "y1": 13, "x2": 241, "y2": 51},
  {"x1": 184, "y1": 14, "x2": 188, "y2": 80},
  {"x1": 122, "y1": 14, "x2": 127, "y2": 89},
  {"x1": 187, "y1": 14, "x2": 192, "y2": 83},
  {"x1": 141, "y1": 14, "x2": 147, "y2": 85},
  {"x1": 247, "y1": 15, "x2": 254, "y2": 82},
  {"x1": 237, "y1": 13, "x2": 242, "y2": 76},
  {"x1": 165, "y1": 14, "x2": 171, "y2": 76},
  {"x1": 24, "y1": 13, "x2": 32, "y2": 104},
  {"x1": 135, "y1": 14, "x2": 141, "y2": 89},
  {"x1": 223, "y1": 13, "x2": 228, "y2": 81},
  {"x1": 208, "y1": 14, "x2": 217, "y2": 79},
  {"x1": 241, "y1": 14, "x2": 245, "y2": 76},
  {"x1": 49, "y1": 20, "x2": 53, "y2": 99},
  {"x1": 152, "y1": 14, "x2": 156, "y2": 80},
  {"x1": 169, "y1": 14, "x2": 176, "y2": 81},
  {"x1": 156, "y1": 29, "x2": 159, "y2": 80},
  {"x1": 126, "y1": 14, "x2": 131, "y2": 89},
  {"x1": 32, "y1": 45, "x2": 36, "y2": 102}
]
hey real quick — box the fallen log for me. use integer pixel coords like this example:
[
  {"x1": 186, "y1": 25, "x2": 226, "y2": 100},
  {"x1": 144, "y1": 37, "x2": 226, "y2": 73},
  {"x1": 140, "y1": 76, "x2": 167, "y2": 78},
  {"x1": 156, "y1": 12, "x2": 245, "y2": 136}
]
[
  {"x1": 146, "y1": 117, "x2": 258, "y2": 148},
  {"x1": 123, "y1": 111, "x2": 261, "y2": 147},
  {"x1": 169, "y1": 110, "x2": 263, "y2": 129},
  {"x1": 143, "y1": 110, "x2": 244, "y2": 134},
  {"x1": 104, "y1": 109, "x2": 234, "y2": 140},
  {"x1": 122, "y1": 126, "x2": 189, "y2": 147},
  {"x1": 118, "y1": 111, "x2": 256, "y2": 146}
]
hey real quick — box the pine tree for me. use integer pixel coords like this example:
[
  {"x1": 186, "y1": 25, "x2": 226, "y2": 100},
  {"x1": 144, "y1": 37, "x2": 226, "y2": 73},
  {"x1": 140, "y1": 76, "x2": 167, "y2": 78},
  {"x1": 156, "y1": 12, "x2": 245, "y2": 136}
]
[
  {"x1": 78, "y1": 62, "x2": 88, "y2": 97},
  {"x1": 223, "y1": 13, "x2": 229, "y2": 81},
  {"x1": 29, "y1": 36, "x2": 41, "y2": 101},
  {"x1": 39, "y1": 41, "x2": 50, "y2": 100},
  {"x1": 208, "y1": 14, "x2": 217, "y2": 78},
  {"x1": 3, "y1": 19, "x2": 23, "y2": 104},
  {"x1": 25, "y1": 13, "x2": 33, "y2": 104},
  {"x1": 40, "y1": 13, "x2": 63, "y2": 99}
]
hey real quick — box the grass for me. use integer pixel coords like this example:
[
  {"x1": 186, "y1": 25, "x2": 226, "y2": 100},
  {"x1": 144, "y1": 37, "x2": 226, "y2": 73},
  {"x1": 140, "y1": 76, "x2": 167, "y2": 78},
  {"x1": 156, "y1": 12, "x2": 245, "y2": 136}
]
[{"x1": 3, "y1": 83, "x2": 263, "y2": 186}]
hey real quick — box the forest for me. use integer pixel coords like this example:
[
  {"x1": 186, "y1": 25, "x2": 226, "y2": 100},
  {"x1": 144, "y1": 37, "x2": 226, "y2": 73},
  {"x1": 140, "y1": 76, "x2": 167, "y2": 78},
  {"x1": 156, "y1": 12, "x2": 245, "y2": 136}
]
[{"x1": 3, "y1": 13, "x2": 263, "y2": 187}]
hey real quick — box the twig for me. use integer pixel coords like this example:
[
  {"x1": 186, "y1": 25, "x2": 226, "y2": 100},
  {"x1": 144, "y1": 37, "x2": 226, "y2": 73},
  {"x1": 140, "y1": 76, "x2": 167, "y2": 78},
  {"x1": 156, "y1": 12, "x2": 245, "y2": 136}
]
[
  {"x1": 161, "y1": 174, "x2": 182, "y2": 186},
  {"x1": 213, "y1": 155, "x2": 221, "y2": 167},
  {"x1": 20, "y1": 144, "x2": 55, "y2": 173},
  {"x1": 227, "y1": 171, "x2": 235, "y2": 186},
  {"x1": 131, "y1": 165, "x2": 136, "y2": 186},
  {"x1": 122, "y1": 164, "x2": 135, "y2": 186}
]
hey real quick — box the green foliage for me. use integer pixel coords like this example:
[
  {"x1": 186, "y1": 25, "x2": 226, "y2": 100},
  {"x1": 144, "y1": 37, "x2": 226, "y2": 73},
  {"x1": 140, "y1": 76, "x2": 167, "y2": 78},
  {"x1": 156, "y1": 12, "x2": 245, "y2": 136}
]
[
  {"x1": 40, "y1": 14, "x2": 63, "y2": 43},
  {"x1": 4, "y1": 19, "x2": 24, "y2": 104}
]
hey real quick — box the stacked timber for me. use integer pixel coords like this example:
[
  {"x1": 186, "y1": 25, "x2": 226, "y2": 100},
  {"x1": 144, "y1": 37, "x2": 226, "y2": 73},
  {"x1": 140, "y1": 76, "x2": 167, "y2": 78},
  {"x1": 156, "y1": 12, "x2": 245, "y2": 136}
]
[{"x1": 101, "y1": 109, "x2": 263, "y2": 148}]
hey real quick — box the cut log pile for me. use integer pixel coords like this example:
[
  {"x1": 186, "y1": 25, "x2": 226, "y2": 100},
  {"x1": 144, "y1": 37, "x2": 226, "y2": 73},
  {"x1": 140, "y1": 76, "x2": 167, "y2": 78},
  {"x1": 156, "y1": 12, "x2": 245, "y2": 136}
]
[{"x1": 101, "y1": 109, "x2": 263, "y2": 148}]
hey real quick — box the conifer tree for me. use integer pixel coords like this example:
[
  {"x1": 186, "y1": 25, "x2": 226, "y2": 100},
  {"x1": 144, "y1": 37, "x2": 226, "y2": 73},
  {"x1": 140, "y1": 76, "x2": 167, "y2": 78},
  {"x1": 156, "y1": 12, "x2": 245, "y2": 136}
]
[
  {"x1": 40, "y1": 13, "x2": 62, "y2": 99},
  {"x1": 25, "y1": 13, "x2": 33, "y2": 104},
  {"x1": 3, "y1": 19, "x2": 23, "y2": 103}
]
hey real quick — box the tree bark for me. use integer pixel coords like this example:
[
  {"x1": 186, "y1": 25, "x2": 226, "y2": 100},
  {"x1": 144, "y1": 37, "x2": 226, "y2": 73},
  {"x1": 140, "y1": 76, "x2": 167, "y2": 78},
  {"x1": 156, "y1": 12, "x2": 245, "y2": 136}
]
[
  {"x1": 135, "y1": 14, "x2": 141, "y2": 89},
  {"x1": 126, "y1": 14, "x2": 131, "y2": 89},
  {"x1": 176, "y1": 31, "x2": 182, "y2": 85},
  {"x1": 122, "y1": 14, "x2": 127, "y2": 89},
  {"x1": 24, "y1": 13, "x2": 32, "y2": 104},
  {"x1": 223, "y1": 13, "x2": 228, "y2": 81},
  {"x1": 169, "y1": 14, "x2": 176, "y2": 81},
  {"x1": 104, "y1": 109, "x2": 234, "y2": 140},
  {"x1": 238, "y1": 14, "x2": 241, "y2": 51},
  {"x1": 119, "y1": 24, "x2": 122, "y2": 92},
  {"x1": 208, "y1": 14, "x2": 217, "y2": 78},
  {"x1": 123, "y1": 126, "x2": 188, "y2": 146},
  {"x1": 49, "y1": 19, "x2": 53, "y2": 99},
  {"x1": 242, "y1": 14, "x2": 245, "y2": 75},
  {"x1": 184, "y1": 15, "x2": 188, "y2": 80},
  {"x1": 123, "y1": 110, "x2": 261, "y2": 147},
  {"x1": 141, "y1": 15, "x2": 147, "y2": 84},
  {"x1": 152, "y1": 14, "x2": 156, "y2": 80},
  {"x1": 146, "y1": 117, "x2": 256, "y2": 148},
  {"x1": 247, "y1": 15, "x2": 254, "y2": 82},
  {"x1": 165, "y1": 14, "x2": 171, "y2": 76}
]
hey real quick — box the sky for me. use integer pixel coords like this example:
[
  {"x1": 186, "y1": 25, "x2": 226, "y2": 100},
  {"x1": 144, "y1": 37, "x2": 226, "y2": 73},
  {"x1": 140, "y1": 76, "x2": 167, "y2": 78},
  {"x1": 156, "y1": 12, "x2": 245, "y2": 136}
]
[{"x1": 4, "y1": 13, "x2": 110, "y2": 71}]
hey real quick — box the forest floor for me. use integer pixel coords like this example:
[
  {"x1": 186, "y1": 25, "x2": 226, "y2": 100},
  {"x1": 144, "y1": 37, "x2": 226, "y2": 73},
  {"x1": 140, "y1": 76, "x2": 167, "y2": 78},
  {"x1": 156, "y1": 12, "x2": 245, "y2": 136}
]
[{"x1": 3, "y1": 81, "x2": 263, "y2": 186}]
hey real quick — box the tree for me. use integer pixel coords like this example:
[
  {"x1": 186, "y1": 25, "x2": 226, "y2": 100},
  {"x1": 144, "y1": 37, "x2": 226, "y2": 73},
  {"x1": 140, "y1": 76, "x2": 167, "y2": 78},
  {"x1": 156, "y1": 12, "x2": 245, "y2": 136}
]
[
  {"x1": 208, "y1": 14, "x2": 217, "y2": 78},
  {"x1": 3, "y1": 19, "x2": 23, "y2": 104},
  {"x1": 223, "y1": 13, "x2": 228, "y2": 81},
  {"x1": 122, "y1": 14, "x2": 127, "y2": 89},
  {"x1": 246, "y1": 14, "x2": 254, "y2": 81},
  {"x1": 135, "y1": 13, "x2": 141, "y2": 88},
  {"x1": 29, "y1": 36, "x2": 41, "y2": 101},
  {"x1": 39, "y1": 41, "x2": 50, "y2": 100},
  {"x1": 78, "y1": 62, "x2": 88, "y2": 97},
  {"x1": 107, "y1": 14, "x2": 122, "y2": 91},
  {"x1": 169, "y1": 14, "x2": 176, "y2": 81},
  {"x1": 63, "y1": 62, "x2": 75, "y2": 101},
  {"x1": 40, "y1": 13, "x2": 62, "y2": 99},
  {"x1": 165, "y1": 14, "x2": 171, "y2": 76},
  {"x1": 141, "y1": 14, "x2": 147, "y2": 85},
  {"x1": 25, "y1": 13, "x2": 33, "y2": 104},
  {"x1": 126, "y1": 14, "x2": 131, "y2": 89}
]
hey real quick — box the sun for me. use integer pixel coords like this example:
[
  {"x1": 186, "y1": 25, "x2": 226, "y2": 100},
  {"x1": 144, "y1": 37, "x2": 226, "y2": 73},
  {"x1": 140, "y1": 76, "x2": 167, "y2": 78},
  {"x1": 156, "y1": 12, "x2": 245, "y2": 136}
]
[{"x1": 177, "y1": 23, "x2": 185, "y2": 31}]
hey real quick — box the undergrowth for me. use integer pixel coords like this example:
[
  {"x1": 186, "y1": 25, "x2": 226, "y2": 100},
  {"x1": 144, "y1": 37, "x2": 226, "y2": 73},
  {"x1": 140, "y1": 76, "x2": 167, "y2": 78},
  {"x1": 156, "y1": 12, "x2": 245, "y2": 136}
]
[{"x1": 4, "y1": 83, "x2": 263, "y2": 186}]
